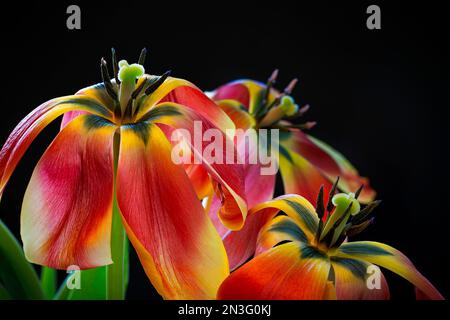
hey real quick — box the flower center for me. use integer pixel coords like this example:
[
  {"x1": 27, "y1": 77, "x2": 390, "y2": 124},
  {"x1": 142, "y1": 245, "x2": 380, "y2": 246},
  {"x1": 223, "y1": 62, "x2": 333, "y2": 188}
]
[
  {"x1": 312, "y1": 179, "x2": 381, "y2": 251},
  {"x1": 253, "y1": 70, "x2": 315, "y2": 131},
  {"x1": 117, "y1": 60, "x2": 145, "y2": 112},
  {"x1": 100, "y1": 48, "x2": 171, "y2": 125}
]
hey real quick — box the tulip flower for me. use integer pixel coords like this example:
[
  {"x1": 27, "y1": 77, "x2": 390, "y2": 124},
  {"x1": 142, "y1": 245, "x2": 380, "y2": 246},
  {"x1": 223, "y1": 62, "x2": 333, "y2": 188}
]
[
  {"x1": 201, "y1": 72, "x2": 376, "y2": 270},
  {"x1": 218, "y1": 183, "x2": 444, "y2": 300},
  {"x1": 211, "y1": 71, "x2": 375, "y2": 205},
  {"x1": 0, "y1": 49, "x2": 248, "y2": 299}
]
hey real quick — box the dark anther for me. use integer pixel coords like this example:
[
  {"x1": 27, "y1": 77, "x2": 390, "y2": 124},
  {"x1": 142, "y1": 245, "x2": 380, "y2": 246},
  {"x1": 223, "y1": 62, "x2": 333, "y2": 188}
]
[
  {"x1": 347, "y1": 217, "x2": 375, "y2": 238},
  {"x1": 100, "y1": 58, "x2": 118, "y2": 100},
  {"x1": 284, "y1": 78, "x2": 298, "y2": 95},
  {"x1": 326, "y1": 177, "x2": 340, "y2": 213},
  {"x1": 298, "y1": 104, "x2": 310, "y2": 116},
  {"x1": 138, "y1": 48, "x2": 147, "y2": 66},
  {"x1": 286, "y1": 122, "x2": 317, "y2": 130},
  {"x1": 123, "y1": 98, "x2": 134, "y2": 120},
  {"x1": 132, "y1": 78, "x2": 149, "y2": 99},
  {"x1": 315, "y1": 185, "x2": 325, "y2": 219},
  {"x1": 354, "y1": 184, "x2": 364, "y2": 199},
  {"x1": 145, "y1": 70, "x2": 171, "y2": 95},
  {"x1": 263, "y1": 69, "x2": 279, "y2": 103},
  {"x1": 111, "y1": 48, "x2": 120, "y2": 85},
  {"x1": 352, "y1": 200, "x2": 381, "y2": 224}
]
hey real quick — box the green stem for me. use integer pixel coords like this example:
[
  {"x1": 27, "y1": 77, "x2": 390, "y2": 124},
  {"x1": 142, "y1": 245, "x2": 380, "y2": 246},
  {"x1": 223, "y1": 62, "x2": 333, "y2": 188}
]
[
  {"x1": 106, "y1": 195, "x2": 128, "y2": 300},
  {"x1": 105, "y1": 132, "x2": 128, "y2": 300}
]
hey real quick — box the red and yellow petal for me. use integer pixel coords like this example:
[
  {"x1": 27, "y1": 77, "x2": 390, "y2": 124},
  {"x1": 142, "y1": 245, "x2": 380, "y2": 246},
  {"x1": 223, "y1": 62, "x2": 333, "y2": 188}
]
[
  {"x1": 21, "y1": 115, "x2": 116, "y2": 269},
  {"x1": 184, "y1": 163, "x2": 213, "y2": 200},
  {"x1": 116, "y1": 123, "x2": 229, "y2": 299},
  {"x1": 249, "y1": 194, "x2": 319, "y2": 243},
  {"x1": 333, "y1": 241, "x2": 444, "y2": 300},
  {"x1": 205, "y1": 110, "x2": 275, "y2": 269},
  {"x1": 279, "y1": 145, "x2": 334, "y2": 208},
  {"x1": 331, "y1": 257, "x2": 390, "y2": 300},
  {"x1": 215, "y1": 100, "x2": 255, "y2": 130},
  {"x1": 211, "y1": 82, "x2": 251, "y2": 108},
  {"x1": 211, "y1": 80, "x2": 279, "y2": 115},
  {"x1": 136, "y1": 77, "x2": 235, "y2": 134},
  {"x1": 76, "y1": 83, "x2": 117, "y2": 110},
  {"x1": 209, "y1": 202, "x2": 275, "y2": 270},
  {"x1": 282, "y1": 130, "x2": 375, "y2": 203},
  {"x1": 0, "y1": 95, "x2": 112, "y2": 198},
  {"x1": 218, "y1": 242, "x2": 331, "y2": 300},
  {"x1": 149, "y1": 103, "x2": 247, "y2": 230}
]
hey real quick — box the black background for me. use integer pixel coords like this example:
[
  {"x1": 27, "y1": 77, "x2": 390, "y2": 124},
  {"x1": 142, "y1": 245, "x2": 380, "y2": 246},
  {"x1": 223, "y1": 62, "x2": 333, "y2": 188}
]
[{"x1": 0, "y1": 1, "x2": 448, "y2": 300}]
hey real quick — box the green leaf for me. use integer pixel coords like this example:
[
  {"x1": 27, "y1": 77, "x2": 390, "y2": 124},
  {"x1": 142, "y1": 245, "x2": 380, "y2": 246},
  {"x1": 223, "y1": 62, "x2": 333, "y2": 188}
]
[
  {"x1": 40, "y1": 267, "x2": 57, "y2": 298},
  {"x1": 0, "y1": 219, "x2": 45, "y2": 299},
  {"x1": 0, "y1": 282, "x2": 11, "y2": 300}
]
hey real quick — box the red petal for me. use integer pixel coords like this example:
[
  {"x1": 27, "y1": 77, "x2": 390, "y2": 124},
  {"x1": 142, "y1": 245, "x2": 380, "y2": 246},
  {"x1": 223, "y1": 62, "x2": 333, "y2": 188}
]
[
  {"x1": 21, "y1": 115, "x2": 116, "y2": 269},
  {"x1": 116, "y1": 123, "x2": 229, "y2": 299},
  {"x1": 0, "y1": 95, "x2": 112, "y2": 198}
]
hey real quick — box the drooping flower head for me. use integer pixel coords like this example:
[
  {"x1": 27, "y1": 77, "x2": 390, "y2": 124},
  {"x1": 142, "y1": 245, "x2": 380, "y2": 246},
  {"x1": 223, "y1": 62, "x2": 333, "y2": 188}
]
[
  {"x1": 218, "y1": 182, "x2": 444, "y2": 300},
  {"x1": 202, "y1": 72, "x2": 377, "y2": 271},
  {"x1": 0, "y1": 49, "x2": 249, "y2": 299}
]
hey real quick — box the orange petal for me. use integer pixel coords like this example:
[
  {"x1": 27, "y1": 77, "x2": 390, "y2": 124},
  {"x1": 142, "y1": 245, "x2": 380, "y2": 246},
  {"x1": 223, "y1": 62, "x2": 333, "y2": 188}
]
[
  {"x1": 218, "y1": 242, "x2": 331, "y2": 300},
  {"x1": 116, "y1": 123, "x2": 229, "y2": 299}
]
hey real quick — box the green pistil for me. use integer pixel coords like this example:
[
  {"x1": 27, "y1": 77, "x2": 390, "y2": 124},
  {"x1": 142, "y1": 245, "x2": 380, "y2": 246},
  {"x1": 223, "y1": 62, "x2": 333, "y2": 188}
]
[
  {"x1": 320, "y1": 192, "x2": 360, "y2": 242},
  {"x1": 279, "y1": 96, "x2": 299, "y2": 116},
  {"x1": 259, "y1": 95, "x2": 299, "y2": 127},
  {"x1": 118, "y1": 60, "x2": 145, "y2": 112}
]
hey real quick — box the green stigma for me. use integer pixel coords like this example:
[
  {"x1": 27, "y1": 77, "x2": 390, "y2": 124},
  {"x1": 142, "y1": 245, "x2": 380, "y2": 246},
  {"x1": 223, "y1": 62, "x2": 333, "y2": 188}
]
[
  {"x1": 117, "y1": 60, "x2": 145, "y2": 112},
  {"x1": 279, "y1": 96, "x2": 299, "y2": 116},
  {"x1": 332, "y1": 193, "x2": 361, "y2": 216},
  {"x1": 118, "y1": 60, "x2": 145, "y2": 83}
]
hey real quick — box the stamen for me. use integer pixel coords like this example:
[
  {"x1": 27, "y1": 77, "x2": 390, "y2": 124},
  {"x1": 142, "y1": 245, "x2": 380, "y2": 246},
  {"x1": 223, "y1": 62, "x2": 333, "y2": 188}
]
[
  {"x1": 132, "y1": 77, "x2": 149, "y2": 99},
  {"x1": 100, "y1": 58, "x2": 118, "y2": 101},
  {"x1": 138, "y1": 48, "x2": 147, "y2": 66},
  {"x1": 111, "y1": 48, "x2": 120, "y2": 85},
  {"x1": 268, "y1": 69, "x2": 279, "y2": 83},
  {"x1": 286, "y1": 121, "x2": 317, "y2": 130},
  {"x1": 351, "y1": 200, "x2": 381, "y2": 224},
  {"x1": 254, "y1": 69, "x2": 279, "y2": 118},
  {"x1": 354, "y1": 184, "x2": 364, "y2": 199},
  {"x1": 144, "y1": 70, "x2": 171, "y2": 95},
  {"x1": 314, "y1": 185, "x2": 325, "y2": 242},
  {"x1": 298, "y1": 104, "x2": 310, "y2": 116},
  {"x1": 284, "y1": 78, "x2": 298, "y2": 95},
  {"x1": 315, "y1": 185, "x2": 325, "y2": 219},
  {"x1": 326, "y1": 177, "x2": 340, "y2": 213},
  {"x1": 346, "y1": 217, "x2": 375, "y2": 238}
]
